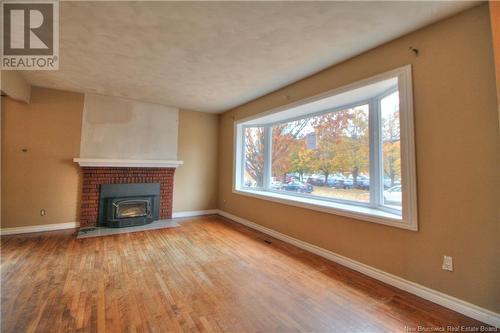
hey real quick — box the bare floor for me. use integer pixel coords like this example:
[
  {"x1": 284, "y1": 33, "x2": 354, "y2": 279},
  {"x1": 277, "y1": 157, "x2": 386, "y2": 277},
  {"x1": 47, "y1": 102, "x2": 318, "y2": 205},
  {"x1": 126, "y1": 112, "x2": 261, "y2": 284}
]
[{"x1": 1, "y1": 216, "x2": 485, "y2": 332}]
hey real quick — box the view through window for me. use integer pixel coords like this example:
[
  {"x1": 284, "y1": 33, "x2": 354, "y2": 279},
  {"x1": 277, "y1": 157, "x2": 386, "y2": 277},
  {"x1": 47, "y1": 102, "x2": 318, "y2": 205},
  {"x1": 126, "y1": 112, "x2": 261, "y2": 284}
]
[
  {"x1": 243, "y1": 97, "x2": 402, "y2": 209},
  {"x1": 237, "y1": 67, "x2": 416, "y2": 228},
  {"x1": 269, "y1": 105, "x2": 370, "y2": 203},
  {"x1": 381, "y1": 91, "x2": 402, "y2": 209},
  {"x1": 244, "y1": 127, "x2": 264, "y2": 188}
]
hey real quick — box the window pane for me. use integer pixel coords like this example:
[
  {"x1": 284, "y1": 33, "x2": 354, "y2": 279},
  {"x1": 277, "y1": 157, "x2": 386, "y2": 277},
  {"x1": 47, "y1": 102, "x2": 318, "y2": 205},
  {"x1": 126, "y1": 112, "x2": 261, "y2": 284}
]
[
  {"x1": 381, "y1": 91, "x2": 402, "y2": 209},
  {"x1": 244, "y1": 127, "x2": 265, "y2": 188},
  {"x1": 271, "y1": 105, "x2": 370, "y2": 203}
]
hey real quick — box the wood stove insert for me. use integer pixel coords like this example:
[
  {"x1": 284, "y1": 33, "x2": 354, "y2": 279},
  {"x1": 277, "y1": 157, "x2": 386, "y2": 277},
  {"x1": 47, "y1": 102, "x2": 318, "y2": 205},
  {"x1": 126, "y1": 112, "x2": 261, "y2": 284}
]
[{"x1": 99, "y1": 183, "x2": 160, "y2": 228}]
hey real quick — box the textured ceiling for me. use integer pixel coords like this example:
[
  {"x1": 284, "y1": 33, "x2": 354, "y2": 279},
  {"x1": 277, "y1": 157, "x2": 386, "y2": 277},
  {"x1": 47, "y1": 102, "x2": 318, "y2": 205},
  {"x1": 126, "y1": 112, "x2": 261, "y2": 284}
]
[{"x1": 22, "y1": 1, "x2": 477, "y2": 113}]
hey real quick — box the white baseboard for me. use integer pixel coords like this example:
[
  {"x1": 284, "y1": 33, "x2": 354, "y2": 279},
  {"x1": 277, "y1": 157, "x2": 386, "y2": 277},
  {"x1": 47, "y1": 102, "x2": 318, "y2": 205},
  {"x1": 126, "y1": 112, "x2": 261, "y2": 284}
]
[
  {"x1": 216, "y1": 209, "x2": 500, "y2": 328},
  {"x1": 0, "y1": 209, "x2": 217, "y2": 236},
  {"x1": 172, "y1": 209, "x2": 219, "y2": 219},
  {"x1": 0, "y1": 222, "x2": 80, "y2": 236}
]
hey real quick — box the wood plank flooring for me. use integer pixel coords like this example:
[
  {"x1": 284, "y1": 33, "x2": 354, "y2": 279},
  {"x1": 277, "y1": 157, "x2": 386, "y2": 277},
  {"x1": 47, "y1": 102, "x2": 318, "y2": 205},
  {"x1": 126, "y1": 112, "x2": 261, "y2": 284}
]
[{"x1": 1, "y1": 216, "x2": 487, "y2": 332}]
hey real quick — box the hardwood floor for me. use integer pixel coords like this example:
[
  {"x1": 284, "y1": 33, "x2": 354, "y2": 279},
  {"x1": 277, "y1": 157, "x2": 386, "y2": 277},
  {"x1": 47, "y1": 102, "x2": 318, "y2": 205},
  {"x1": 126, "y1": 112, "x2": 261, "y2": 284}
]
[{"x1": 1, "y1": 216, "x2": 486, "y2": 332}]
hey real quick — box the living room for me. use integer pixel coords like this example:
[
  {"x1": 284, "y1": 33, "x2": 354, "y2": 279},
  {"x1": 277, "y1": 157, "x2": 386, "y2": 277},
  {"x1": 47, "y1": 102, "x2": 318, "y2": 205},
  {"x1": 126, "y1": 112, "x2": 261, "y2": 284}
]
[{"x1": 1, "y1": 1, "x2": 499, "y2": 332}]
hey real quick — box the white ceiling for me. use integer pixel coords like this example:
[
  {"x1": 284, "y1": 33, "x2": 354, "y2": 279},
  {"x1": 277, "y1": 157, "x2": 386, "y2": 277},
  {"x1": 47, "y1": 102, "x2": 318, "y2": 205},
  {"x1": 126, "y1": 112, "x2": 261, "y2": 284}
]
[{"x1": 21, "y1": 1, "x2": 477, "y2": 113}]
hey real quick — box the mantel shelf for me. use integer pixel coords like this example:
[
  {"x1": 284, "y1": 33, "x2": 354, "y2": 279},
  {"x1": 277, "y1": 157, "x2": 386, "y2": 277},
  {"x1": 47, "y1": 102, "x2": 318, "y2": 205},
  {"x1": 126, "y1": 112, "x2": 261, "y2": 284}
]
[{"x1": 73, "y1": 158, "x2": 184, "y2": 168}]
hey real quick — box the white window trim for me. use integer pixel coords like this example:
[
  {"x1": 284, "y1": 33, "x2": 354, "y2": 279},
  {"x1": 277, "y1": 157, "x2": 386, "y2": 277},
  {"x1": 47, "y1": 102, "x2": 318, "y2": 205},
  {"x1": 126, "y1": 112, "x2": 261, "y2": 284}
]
[{"x1": 233, "y1": 65, "x2": 418, "y2": 231}]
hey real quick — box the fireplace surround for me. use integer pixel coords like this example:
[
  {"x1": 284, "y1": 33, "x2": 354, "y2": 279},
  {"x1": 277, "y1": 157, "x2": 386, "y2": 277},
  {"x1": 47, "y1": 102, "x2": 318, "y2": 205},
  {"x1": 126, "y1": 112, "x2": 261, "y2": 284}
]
[{"x1": 77, "y1": 165, "x2": 179, "y2": 229}]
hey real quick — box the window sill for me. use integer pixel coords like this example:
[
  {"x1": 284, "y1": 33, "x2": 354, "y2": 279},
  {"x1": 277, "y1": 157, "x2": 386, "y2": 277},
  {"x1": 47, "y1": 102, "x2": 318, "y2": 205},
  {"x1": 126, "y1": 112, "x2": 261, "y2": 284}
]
[{"x1": 233, "y1": 188, "x2": 417, "y2": 231}]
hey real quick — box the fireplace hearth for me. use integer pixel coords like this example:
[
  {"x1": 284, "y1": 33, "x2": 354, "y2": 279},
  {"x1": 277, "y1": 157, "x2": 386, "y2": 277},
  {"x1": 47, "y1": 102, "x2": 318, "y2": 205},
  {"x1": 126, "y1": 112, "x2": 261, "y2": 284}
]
[{"x1": 99, "y1": 183, "x2": 160, "y2": 228}]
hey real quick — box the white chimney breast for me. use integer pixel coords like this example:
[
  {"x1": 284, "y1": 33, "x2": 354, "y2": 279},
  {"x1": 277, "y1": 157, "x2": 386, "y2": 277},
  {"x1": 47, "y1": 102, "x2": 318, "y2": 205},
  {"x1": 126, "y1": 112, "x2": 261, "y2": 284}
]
[{"x1": 80, "y1": 94, "x2": 179, "y2": 160}]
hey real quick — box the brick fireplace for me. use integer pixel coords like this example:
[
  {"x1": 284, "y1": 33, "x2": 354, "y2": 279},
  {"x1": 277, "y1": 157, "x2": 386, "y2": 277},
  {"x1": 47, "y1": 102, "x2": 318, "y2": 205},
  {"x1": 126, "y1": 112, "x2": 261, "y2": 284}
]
[
  {"x1": 74, "y1": 95, "x2": 182, "y2": 229},
  {"x1": 75, "y1": 159, "x2": 182, "y2": 228}
]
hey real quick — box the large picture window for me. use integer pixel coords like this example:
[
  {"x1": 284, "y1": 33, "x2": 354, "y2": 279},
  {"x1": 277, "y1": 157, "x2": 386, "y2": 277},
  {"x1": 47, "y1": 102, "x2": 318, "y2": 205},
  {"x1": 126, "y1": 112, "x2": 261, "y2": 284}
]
[
  {"x1": 270, "y1": 105, "x2": 370, "y2": 203},
  {"x1": 235, "y1": 66, "x2": 417, "y2": 230}
]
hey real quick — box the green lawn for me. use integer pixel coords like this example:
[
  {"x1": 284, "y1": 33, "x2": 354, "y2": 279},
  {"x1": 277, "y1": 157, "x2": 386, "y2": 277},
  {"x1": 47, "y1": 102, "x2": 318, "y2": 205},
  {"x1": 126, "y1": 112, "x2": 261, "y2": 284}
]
[{"x1": 311, "y1": 186, "x2": 370, "y2": 202}]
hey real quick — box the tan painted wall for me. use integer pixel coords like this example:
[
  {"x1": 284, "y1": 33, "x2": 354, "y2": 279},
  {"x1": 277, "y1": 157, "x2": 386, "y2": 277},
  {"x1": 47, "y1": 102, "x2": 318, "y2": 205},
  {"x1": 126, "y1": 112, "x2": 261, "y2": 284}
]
[
  {"x1": 1, "y1": 89, "x2": 219, "y2": 228},
  {"x1": 217, "y1": 4, "x2": 500, "y2": 312},
  {"x1": 1, "y1": 88, "x2": 84, "y2": 228},
  {"x1": 174, "y1": 109, "x2": 218, "y2": 212},
  {"x1": 490, "y1": 1, "x2": 500, "y2": 124}
]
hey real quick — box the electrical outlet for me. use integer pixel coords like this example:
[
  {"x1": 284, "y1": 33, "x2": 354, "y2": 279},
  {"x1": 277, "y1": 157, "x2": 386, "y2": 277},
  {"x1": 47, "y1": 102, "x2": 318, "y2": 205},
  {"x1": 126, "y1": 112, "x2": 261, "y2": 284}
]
[
  {"x1": 442, "y1": 255, "x2": 453, "y2": 271},
  {"x1": 40, "y1": 209, "x2": 47, "y2": 217}
]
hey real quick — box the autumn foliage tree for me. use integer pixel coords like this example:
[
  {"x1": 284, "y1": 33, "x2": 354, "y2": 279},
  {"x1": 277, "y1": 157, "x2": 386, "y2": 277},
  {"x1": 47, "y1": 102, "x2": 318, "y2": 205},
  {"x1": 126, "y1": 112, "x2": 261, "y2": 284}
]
[
  {"x1": 310, "y1": 109, "x2": 354, "y2": 183},
  {"x1": 271, "y1": 120, "x2": 308, "y2": 182},
  {"x1": 244, "y1": 102, "x2": 399, "y2": 189},
  {"x1": 290, "y1": 140, "x2": 314, "y2": 182},
  {"x1": 382, "y1": 103, "x2": 401, "y2": 187},
  {"x1": 244, "y1": 128, "x2": 264, "y2": 187},
  {"x1": 334, "y1": 107, "x2": 369, "y2": 185},
  {"x1": 244, "y1": 120, "x2": 307, "y2": 186}
]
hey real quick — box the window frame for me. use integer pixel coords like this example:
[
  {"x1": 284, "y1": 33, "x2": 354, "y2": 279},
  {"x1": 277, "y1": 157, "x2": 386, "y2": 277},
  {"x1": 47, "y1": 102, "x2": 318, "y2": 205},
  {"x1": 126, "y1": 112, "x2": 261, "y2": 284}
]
[{"x1": 234, "y1": 65, "x2": 418, "y2": 231}]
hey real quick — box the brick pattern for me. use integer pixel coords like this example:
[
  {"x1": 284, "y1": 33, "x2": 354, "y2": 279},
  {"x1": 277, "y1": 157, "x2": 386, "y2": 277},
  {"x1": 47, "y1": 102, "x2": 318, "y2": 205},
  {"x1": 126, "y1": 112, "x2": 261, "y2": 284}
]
[{"x1": 80, "y1": 167, "x2": 175, "y2": 228}]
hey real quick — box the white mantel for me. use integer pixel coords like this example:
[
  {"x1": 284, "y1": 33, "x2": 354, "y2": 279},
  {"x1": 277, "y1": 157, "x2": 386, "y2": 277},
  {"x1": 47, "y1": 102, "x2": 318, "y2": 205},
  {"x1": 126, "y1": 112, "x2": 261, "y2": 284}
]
[{"x1": 73, "y1": 158, "x2": 183, "y2": 168}]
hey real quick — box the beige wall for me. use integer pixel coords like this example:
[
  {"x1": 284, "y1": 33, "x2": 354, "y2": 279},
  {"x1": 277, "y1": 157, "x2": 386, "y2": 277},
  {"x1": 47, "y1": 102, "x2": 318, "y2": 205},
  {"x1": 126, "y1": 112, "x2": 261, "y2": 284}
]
[
  {"x1": 217, "y1": 4, "x2": 500, "y2": 313},
  {"x1": 1, "y1": 88, "x2": 84, "y2": 228},
  {"x1": 173, "y1": 109, "x2": 218, "y2": 212},
  {"x1": 490, "y1": 1, "x2": 500, "y2": 124},
  {"x1": 1, "y1": 90, "x2": 218, "y2": 228}
]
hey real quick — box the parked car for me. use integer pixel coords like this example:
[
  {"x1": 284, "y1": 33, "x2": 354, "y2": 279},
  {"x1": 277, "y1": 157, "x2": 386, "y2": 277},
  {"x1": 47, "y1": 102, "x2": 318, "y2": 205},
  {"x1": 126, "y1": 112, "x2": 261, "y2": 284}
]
[
  {"x1": 307, "y1": 175, "x2": 325, "y2": 186},
  {"x1": 271, "y1": 181, "x2": 283, "y2": 190},
  {"x1": 383, "y1": 177, "x2": 401, "y2": 189},
  {"x1": 342, "y1": 177, "x2": 353, "y2": 189},
  {"x1": 383, "y1": 185, "x2": 402, "y2": 204},
  {"x1": 326, "y1": 175, "x2": 346, "y2": 188},
  {"x1": 283, "y1": 181, "x2": 313, "y2": 193},
  {"x1": 244, "y1": 179, "x2": 255, "y2": 187},
  {"x1": 356, "y1": 176, "x2": 370, "y2": 190}
]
